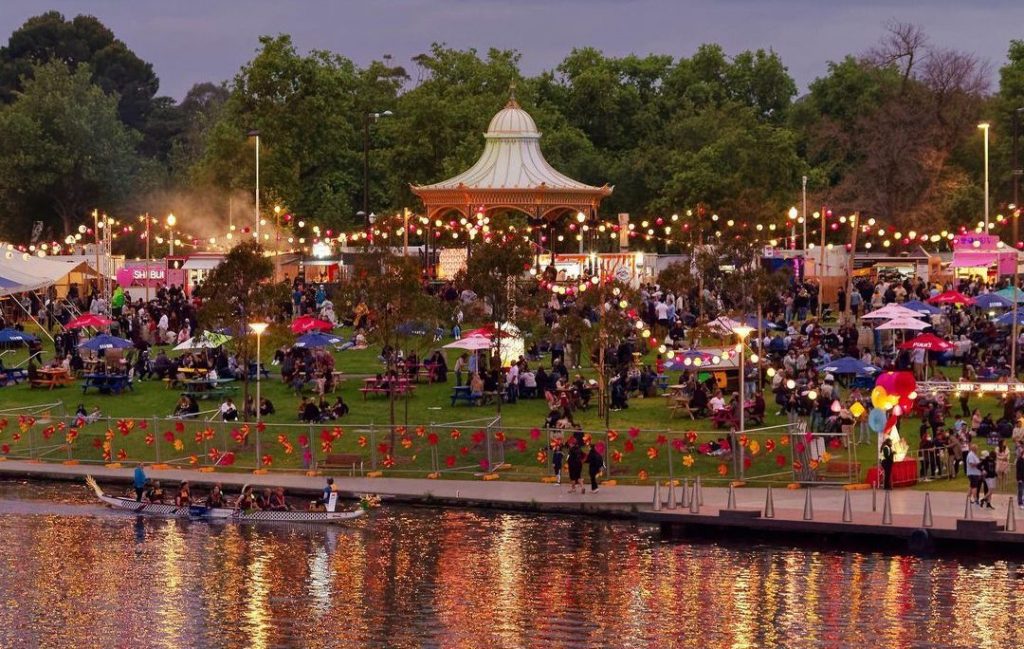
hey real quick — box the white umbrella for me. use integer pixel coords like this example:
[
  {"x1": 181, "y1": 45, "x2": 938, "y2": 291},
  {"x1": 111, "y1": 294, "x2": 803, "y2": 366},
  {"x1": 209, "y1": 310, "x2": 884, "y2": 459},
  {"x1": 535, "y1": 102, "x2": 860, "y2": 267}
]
[
  {"x1": 862, "y1": 304, "x2": 927, "y2": 320},
  {"x1": 173, "y1": 330, "x2": 233, "y2": 351},
  {"x1": 707, "y1": 316, "x2": 743, "y2": 335},
  {"x1": 875, "y1": 316, "x2": 930, "y2": 331},
  {"x1": 443, "y1": 335, "x2": 492, "y2": 351}
]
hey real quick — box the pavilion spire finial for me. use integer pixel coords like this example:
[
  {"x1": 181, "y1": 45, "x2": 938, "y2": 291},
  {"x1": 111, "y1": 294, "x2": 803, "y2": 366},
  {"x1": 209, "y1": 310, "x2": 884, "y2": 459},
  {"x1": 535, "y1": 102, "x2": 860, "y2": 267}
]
[{"x1": 506, "y1": 81, "x2": 519, "y2": 108}]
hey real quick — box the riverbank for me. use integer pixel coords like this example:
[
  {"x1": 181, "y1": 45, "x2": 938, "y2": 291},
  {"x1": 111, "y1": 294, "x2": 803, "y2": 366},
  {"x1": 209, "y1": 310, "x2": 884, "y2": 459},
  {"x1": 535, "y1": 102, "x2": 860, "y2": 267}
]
[{"x1": 3, "y1": 459, "x2": 1022, "y2": 552}]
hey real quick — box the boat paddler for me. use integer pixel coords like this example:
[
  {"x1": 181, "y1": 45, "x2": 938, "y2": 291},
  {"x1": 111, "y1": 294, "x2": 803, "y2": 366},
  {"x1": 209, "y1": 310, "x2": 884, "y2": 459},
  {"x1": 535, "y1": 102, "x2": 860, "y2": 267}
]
[
  {"x1": 133, "y1": 463, "x2": 147, "y2": 502},
  {"x1": 175, "y1": 481, "x2": 191, "y2": 507}
]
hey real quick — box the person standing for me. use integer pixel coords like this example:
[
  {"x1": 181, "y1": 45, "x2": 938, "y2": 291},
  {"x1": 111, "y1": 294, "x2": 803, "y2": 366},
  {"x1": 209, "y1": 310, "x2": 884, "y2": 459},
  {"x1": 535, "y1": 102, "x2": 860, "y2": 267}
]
[
  {"x1": 132, "y1": 462, "x2": 147, "y2": 502},
  {"x1": 566, "y1": 443, "x2": 583, "y2": 494},
  {"x1": 880, "y1": 438, "x2": 894, "y2": 490},
  {"x1": 1016, "y1": 445, "x2": 1024, "y2": 510},
  {"x1": 551, "y1": 444, "x2": 564, "y2": 485},
  {"x1": 965, "y1": 443, "x2": 982, "y2": 505},
  {"x1": 585, "y1": 444, "x2": 604, "y2": 494},
  {"x1": 980, "y1": 450, "x2": 997, "y2": 509}
]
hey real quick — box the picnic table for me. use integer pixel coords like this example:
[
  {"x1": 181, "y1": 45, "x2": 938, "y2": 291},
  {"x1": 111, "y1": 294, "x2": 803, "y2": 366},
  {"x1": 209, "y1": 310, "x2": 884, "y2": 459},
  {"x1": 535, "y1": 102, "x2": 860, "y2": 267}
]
[
  {"x1": 31, "y1": 367, "x2": 73, "y2": 390},
  {"x1": 82, "y1": 373, "x2": 133, "y2": 395},
  {"x1": 359, "y1": 377, "x2": 415, "y2": 399},
  {"x1": 665, "y1": 385, "x2": 694, "y2": 419},
  {"x1": 181, "y1": 378, "x2": 237, "y2": 400},
  {"x1": 0, "y1": 367, "x2": 28, "y2": 385},
  {"x1": 247, "y1": 361, "x2": 270, "y2": 380},
  {"x1": 450, "y1": 385, "x2": 481, "y2": 406}
]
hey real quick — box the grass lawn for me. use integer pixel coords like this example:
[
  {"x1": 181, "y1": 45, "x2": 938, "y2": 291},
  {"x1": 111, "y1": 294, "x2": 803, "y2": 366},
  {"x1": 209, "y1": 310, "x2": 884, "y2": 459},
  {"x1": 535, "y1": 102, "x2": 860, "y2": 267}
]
[{"x1": 0, "y1": 323, "x2": 1015, "y2": 493}]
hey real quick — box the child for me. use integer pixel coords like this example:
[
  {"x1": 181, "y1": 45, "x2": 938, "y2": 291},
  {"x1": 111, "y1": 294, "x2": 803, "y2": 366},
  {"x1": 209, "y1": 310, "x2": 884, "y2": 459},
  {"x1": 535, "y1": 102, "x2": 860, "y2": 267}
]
[{"x1": 551, "y1": 444, "x2": 564, "y2": 485}]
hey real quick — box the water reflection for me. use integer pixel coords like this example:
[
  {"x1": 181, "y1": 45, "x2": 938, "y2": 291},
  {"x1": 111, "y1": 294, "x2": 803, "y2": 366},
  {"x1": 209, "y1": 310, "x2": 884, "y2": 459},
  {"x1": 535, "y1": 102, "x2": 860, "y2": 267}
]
[{"x1": 0, "y1": 481, "x2": 1022, "y2": 648}]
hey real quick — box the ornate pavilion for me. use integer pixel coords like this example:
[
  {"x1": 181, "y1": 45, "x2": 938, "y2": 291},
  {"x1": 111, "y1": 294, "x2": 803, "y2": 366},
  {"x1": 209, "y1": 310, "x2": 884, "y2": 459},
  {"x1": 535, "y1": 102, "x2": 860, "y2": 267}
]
[{"x1": 411, "y1": 98, "x2": 613, "y2": 231}]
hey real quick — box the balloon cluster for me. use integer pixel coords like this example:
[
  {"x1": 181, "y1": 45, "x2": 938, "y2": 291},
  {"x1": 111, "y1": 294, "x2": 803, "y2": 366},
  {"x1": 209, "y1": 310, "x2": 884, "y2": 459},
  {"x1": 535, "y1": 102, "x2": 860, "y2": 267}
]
[{"x1": 870, "y1": 371, "x2": 917, "y2": 414}]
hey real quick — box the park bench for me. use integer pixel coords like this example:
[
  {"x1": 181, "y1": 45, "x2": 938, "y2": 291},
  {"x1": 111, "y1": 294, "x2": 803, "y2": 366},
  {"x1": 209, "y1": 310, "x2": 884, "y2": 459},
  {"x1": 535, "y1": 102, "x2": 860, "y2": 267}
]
[
  {"x1": 819, "y1": 460, "x2": 861, "y2": 482},
  {"x1": 0, "y1": 368, "x2": 28, "y2": 386},
  {"x1": 450, "y1": 386, "x2": 481, "y2": 406},
  {"x1": 359, "y1": 384, "x2": 415, "y2": 400},
  {"x1": 30, "y1": 377, "x2": 66, "y2": 390},
  {"x1": 182, "y1": 385, "x2": 237, "y2": 401},
  {"x1": 321, "y1": 453, "x2": 363, "y2": 473}
]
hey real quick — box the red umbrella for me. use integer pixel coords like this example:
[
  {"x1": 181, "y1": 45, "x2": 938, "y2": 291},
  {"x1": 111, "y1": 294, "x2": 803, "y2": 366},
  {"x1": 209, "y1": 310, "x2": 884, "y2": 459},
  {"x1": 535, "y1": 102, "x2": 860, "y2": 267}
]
[
  {"x1": 899, "y1": 333, "x2": 954, "y2": 352},
  {"x1": 462, "y1": 323, "x2": 496, "y2": 338},
  {"x1": 290, "y1": 315, "x2": 334, "y2": 334},
  {"x1": 65, "y1": 314, "x2": 114, "y2": 329},
  {"x1": 928, "y1": 290, "x2": 975, "y2": 306}
]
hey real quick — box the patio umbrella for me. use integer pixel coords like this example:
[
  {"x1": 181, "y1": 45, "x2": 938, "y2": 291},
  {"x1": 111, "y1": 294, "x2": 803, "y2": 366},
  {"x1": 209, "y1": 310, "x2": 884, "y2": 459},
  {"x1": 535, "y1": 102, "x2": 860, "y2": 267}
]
[
  {"x1": 928, "y1": 290, "x2": 975, "y2": 306},
  {"x1": 875, "y1": 317, "x2": 931, "y2": 331},
  {"x1": 742, "y1": 315, "x2": 785, "y2": 331},
  {"x1": 173, "y1": 330, "x2": 233, "y2": 351},
  {"x1": 861, "y1": 304, "x2": 927, "y2": 320},
  {"x1": 443, "y1": 335, "x2": 493, "y2": 351},
  {"x1": 290, "y1": 315, "x2": 334, "y2": 334},
  {"x1": 994, "y1": 310, "x2": 1024, "y2": 326},
  {"x1": 995, "y1": 287, "x2": 1024, "y2": 304},
  {"x1": 0, "y1": 328, "x2": 38, "y2": 344},
  {"x1": 707, "y1": 316, "x2": 744, "y2": 335},
  {"x1": 78, "y1": 334, "x2": 133, "y2": 351},
  {"x1": 293, "y1": 332, "x2": 343, "y2": 348},
  {"x1": 462, "y1": 324, "x2": 496, "y2": 338},
  {"x1": 973, "y1": 293, "x2": 1014, "y2": 309},
  {"x1": 819, "y1": 356, "x2": 879, "y2": 375},
  {"x1": 901, "y1": 300, "x2": 941, "y2": 315},
  {"x1": 899, "y1": 333, "x2": 954, "y2": 352},
  {"x1": 66, "y1": 313, "x2": 114, "y2": 329}
]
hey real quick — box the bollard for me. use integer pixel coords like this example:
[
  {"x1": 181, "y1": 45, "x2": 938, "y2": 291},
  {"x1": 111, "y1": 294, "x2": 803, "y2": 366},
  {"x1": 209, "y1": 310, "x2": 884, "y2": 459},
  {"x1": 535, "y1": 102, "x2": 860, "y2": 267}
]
[
  {"x1": 689, "y1": 483, "x2": 700, "y2": 514},
  {"x1": 872, "y1": 483, "x2": 877, "y2": 512},
  {"x1": 696, "y1": 476, "x2": 704, "y2": 506},
  {"x1": 922, "y1": 493, "x2": 933, "y2": 528},
  {"x1": 802, "y1": 488, "x2": 814, "y2": 521},
  {"x1": 680, "y1": 478, "x2": 689, "y2": 508},
  {"x1": 666, "y1": 482, "x2": 676, "y2": 510},
  {"x1": 881, "y1": 490, "x2": 893, "y2": 525},
  {"x1": 1007, "y1": 497, "x2": 1017, "y2": 533},
  {"x1": 653, "y1": 482, "x2": 662, "y2": 511},
  {"x1": 842, "y1": 491, "x2": 853, "y2": 523},
  {"x1": 764, "y1": 485, "x2": 775, "y2": 519},
  {"x1": 726, "y1": 484, "x2": 737, "y2": 510},
  {"x1": 964, "y1": 494, "x2": 973, "y2": 520}
]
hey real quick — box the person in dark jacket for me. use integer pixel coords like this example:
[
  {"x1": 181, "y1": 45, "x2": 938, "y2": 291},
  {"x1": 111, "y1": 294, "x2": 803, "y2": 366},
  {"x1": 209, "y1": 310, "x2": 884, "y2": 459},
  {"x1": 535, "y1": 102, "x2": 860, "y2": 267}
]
[
  {"x1": 880, "y1": 438, "x2": 894, "y2": 490},
  {"x1": 551, "y1": 444, "x2": 564, "y2": 485},
  {"x1": 585, "y1": 444, "x2": 604, "y2": 493},
  {"x1": 566, "y1": 443, "x2": 584, "y2": 494},
  {"x1": 1016, "y1": 445, "x2": 1024, "y2": 509}
]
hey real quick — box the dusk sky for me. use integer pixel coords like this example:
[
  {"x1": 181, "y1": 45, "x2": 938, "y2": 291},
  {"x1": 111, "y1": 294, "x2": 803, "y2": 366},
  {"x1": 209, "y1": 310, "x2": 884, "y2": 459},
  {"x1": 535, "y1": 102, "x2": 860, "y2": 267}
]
[{"x1": 2, "y1": 0, "x2": 1023, "y2": 100}]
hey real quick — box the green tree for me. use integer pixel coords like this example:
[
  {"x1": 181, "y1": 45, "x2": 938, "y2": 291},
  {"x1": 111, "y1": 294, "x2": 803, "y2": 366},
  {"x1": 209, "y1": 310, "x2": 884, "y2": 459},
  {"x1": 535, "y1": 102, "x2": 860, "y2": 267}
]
[
  {"x1": 0, "y1": 60, "x2": 141, "y2": 239},
  {"x1": 0, "y1": 11, "x2": 158, "y2": 129},
  {"x1": 197, "y1": 240, "x2": 289, "y2": 412}
]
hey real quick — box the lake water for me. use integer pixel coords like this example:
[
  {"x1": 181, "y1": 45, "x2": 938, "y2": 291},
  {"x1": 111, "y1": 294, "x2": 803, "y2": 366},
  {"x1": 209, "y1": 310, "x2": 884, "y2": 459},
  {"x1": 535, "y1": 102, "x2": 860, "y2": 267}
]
[{"x1": 0, "y1": 480, "x2": 1021, "y2": 648}]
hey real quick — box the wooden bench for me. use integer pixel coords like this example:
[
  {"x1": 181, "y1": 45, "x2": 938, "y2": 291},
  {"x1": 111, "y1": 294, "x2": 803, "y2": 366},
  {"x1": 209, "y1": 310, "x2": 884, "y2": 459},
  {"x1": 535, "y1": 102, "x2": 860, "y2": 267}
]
[
  {"x1": 321, "y1": 453, "x2": 363, "y2": 469},
  {"x1": 1, "y1": 369, "x2": 28, "y2": 385},
  {"x1": 182, "y1": 385, "x2": 237, "y2": 401},
  {"x1": 451, "y1": 388, "x2": 481, "y2": 406},
  {"x1": 359, "y1": 385, "x2": 415, "y2": 400},
  {"x1": 819, "y1": 460, "x2": 861, "y2": 482}
]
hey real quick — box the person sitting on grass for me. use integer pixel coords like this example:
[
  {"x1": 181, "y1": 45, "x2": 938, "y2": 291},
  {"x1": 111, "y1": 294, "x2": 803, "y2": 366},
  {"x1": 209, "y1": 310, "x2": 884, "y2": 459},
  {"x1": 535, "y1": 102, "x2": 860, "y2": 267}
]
[
  {"x1": 219, "y1": 397, "x2": 238, "y2": 422},
  {"x1": 259, "y1": 397, "x2": 275, "y2": 417},
  {"x1": 331, "y1": 395, "x2": 349, "y2": 418},
  {"x1": 299, "y1": 397, "x2": 321, "y2": 423}
]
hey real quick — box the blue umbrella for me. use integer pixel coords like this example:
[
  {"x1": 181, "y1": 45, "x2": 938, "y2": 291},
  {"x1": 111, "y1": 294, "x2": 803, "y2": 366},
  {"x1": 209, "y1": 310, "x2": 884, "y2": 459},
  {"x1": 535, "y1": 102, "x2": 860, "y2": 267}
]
[
  {"x1": 78, "y1": 334, "x2": 134, "y2": 351},
  {"x1": 742, "y1": 315, "x2": 785, "y2": 331},
  {"x1": 819, "y1": 356, "x2": 878, "y2": 375},
  {"x1": 902, "y1": 300, "x2": 941, "y2": 315},
  {"x1": 974, "y1": 293, "x2": 1015, "y2": 309},
  {"x1": 994, "y1": 310, "x2": 1024, "y2": 326},
  {"x1": 0, "y1": 328, "x2": 38, "y2": 344},
  {"x1": 293, "y1": 332, "x2": 343, "y2": 348}
]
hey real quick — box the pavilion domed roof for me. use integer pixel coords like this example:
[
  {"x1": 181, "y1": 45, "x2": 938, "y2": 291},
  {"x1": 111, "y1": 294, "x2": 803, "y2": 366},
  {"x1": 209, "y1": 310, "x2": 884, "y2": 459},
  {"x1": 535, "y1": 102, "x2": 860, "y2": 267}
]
[{"x1": 485, "y1": 99, "x2": 539, "y2": 138}]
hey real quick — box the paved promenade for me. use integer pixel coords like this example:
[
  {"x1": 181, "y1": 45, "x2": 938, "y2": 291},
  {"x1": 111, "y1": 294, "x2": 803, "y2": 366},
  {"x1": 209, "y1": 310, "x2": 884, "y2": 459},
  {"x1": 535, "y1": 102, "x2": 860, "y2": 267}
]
[{"x1": 2, "y1": 459, "x2": 1020, "y2": 548}]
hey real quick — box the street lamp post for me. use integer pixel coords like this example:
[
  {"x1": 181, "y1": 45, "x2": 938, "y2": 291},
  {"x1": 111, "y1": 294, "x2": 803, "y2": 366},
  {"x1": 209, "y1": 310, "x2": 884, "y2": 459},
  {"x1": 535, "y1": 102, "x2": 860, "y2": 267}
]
[
  {"x1": 91, "y1": 209, "x2": 100, "y2": 299},
  {"x1": 788, "y1": 206, "x2": 798, "y2": 250},
  {"x1": 362, "y1": 111, "x2": 393, "y2": 227},
  {"x1": 733, "y1": 324, "x2": 754, "y2": 479},
  {"x1": 576, "y1": 211, "x2": 586, "y2": 254},
  {"x1": 248, "y1": 130, "x2": 260, "y2": 239},
  {"x1": 144, "y1": 213, "x2": 151, "y2": 304},
  {"x1": 1011, "y1": 108, "x2": 1023, "y2": 380},
  {"x1": 801, "y1": 175, "x2": 808, "y2": 251},
  {"x1": 166, "y1": 213, "x2": 177, "y2": 256},
  {"x1": 273, "y1": 205, "x2": 282, "y2": 282},
  {"x1": 979, "y1": 122, "x2": 990, "y2": 231},
  {"x1": 249, "y1": 321, "x2": 268, "y2": 462}
]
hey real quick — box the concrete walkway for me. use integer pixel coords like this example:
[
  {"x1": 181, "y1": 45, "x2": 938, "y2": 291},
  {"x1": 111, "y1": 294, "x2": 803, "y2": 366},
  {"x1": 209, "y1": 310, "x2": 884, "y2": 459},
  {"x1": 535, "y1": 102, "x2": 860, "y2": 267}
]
[{"x1": 2, "y1": 459, "x2": 1021, "y2": 547}]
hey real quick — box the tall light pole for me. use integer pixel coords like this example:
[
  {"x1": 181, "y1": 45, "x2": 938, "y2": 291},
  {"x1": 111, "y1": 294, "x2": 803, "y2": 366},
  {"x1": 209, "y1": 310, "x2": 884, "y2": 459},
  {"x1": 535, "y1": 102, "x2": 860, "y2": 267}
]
[
  {"x1": 273, "y1": 205, "x2": 282, "y2": 282},
  {"x1": 1011, "y1": 108, "x2": 1023, "y2": 380},
  {"x1": 362, "y1": 111, "x2": 393, "y2": 228},
  {"x1": 576, "y1": 211, "x2": 586, "y2": 254},
  {"x1": 801, "y1": 175, "x2": 808, "y2": 251},
  {"x1": 979, "y1": 122, "x2": 990, "y2": 231},
  {"x1": 166, "y1": 213, "x2": 176, "y2": 256},
  {"x1": 143, "y1": 213, "x2": 151, "y2": 304},
  {"x1": 248, "y1": 130, "x2": 260, "y2": 240},
  {"x1": 249, "y1": 321, "x2": 268, "y2": 461},
  {"x1": 91, "y1": 209, "x2": 100, "y2": 299},
  {"x1": 788, "y1": 206, "x2": 798, "y2": 250},
  {"x1": 733, "y1": 324, "x2": 754, "y2": 479}
]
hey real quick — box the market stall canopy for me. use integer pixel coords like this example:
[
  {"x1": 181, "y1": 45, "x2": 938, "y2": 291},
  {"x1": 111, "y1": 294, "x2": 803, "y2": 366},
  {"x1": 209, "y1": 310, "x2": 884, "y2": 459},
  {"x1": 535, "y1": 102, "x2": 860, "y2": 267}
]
[
  {"x1": 181, "y1": 257, "x2": 223, "y2": 271},
  {"x1": 0, "y1": 251, "x2": 95, "y2": 296},
  {"x1": 875, "y1": 317, "x2": 931, "y2": 331},
  {"x1": 898, "y1": 333, "x2": 954, "y2": 352},
  {"x1": 949, "y1": 252, "x2": 998, "y2": 268},
  {"x1": 928, "y1": 290, "x2": 975, "y2": 306},
  {"x1": 861, "y1": 304, "x2": 927, "y2": 320}
]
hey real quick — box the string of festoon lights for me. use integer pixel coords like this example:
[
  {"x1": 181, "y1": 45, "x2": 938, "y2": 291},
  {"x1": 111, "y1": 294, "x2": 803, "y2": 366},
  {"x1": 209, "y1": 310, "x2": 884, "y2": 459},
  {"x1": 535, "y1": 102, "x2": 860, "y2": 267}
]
[{"x1": 13, "y1": 202, "x2": 1022, "y2": 258}]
